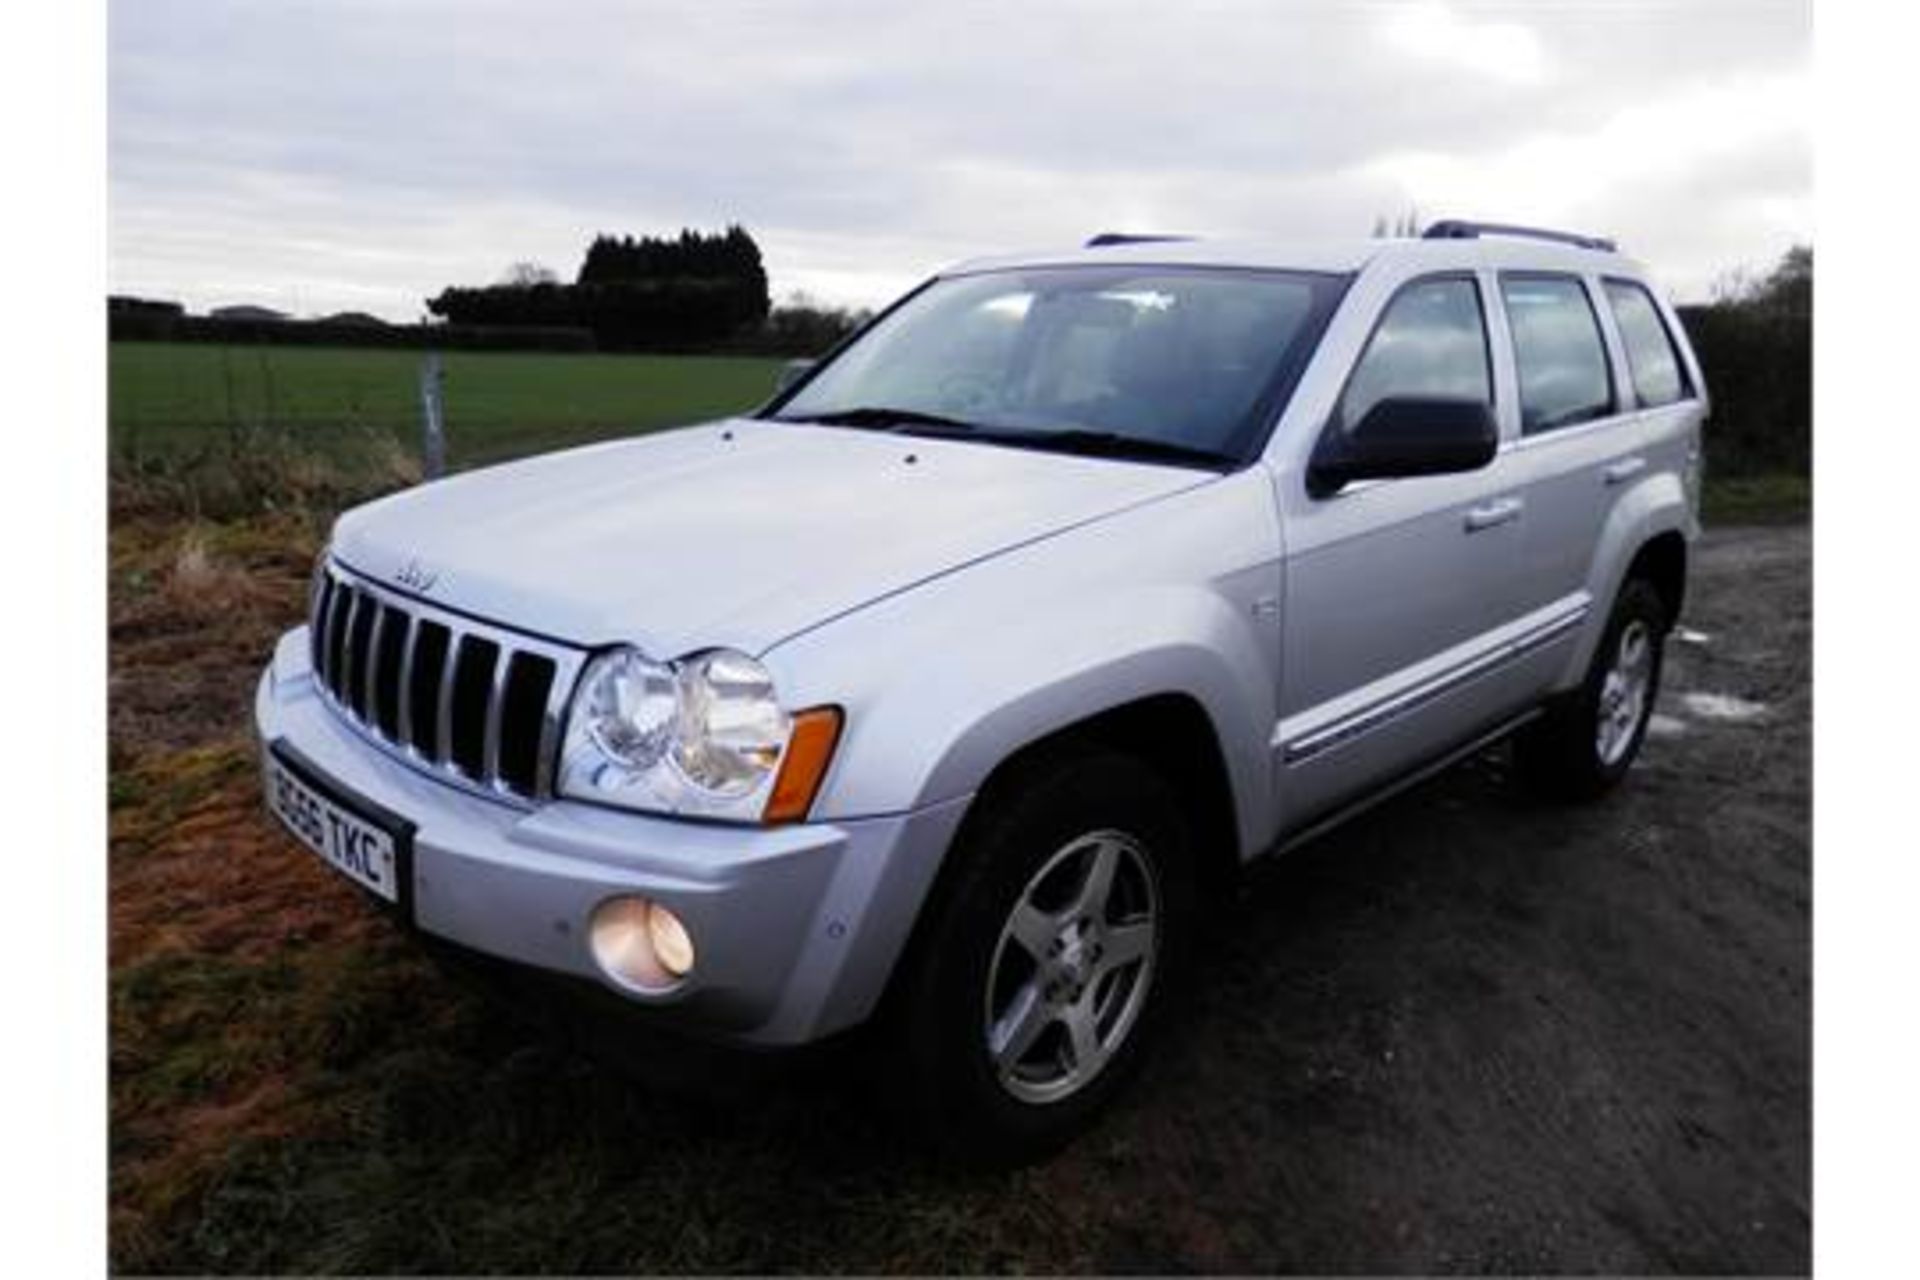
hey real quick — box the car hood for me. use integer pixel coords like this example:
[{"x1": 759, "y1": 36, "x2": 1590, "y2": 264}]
[{"x1": 331, "y1": 419, "x2": 1213, "y2": 656}]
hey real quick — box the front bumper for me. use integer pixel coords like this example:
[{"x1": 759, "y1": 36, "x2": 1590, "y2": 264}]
[{"x1": 254, "y1": 627, "x2": 969, "y2": 1046}]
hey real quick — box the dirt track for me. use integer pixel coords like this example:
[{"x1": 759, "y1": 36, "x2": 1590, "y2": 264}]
[
  {"x1": 1078, "y1": 522, "x2": 1811, "y2": 1272},
  {"x1": 109, "y1": 521, "x2": 1809, "y2": 1274}
]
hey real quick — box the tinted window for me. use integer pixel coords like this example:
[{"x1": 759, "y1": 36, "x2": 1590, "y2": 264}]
[
  {"x1": 1339, "y1": 277, "x2": 1490, "y2": 428},
  {"x1": 1501, "y1": 275, "x2": 1614, "y2": 434},
  {"x1": 1604, "y1": 280, "x2": 1690, "y2": 407}
]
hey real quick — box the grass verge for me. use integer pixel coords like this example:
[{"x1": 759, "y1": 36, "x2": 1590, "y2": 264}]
[{"x1": 1703, "y1": 472, "x2": 1810, "y2": 525}]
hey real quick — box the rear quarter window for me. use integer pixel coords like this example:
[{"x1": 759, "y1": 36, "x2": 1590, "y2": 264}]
[{"x1": 1604, "y1": 279, "x2": 1693, "y2": 408}]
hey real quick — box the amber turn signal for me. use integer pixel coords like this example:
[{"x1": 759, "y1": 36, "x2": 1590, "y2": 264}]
[{"x1": 765, "y1": 706, "x2": 844, "y2": 824}]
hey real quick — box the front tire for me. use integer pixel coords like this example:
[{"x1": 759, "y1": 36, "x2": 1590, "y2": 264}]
[
  {"x1": 890, "y1": 749, "x2": 1194, "y2": 1166},
  {"x1": 1515, "y1": 577, "x2": 1669, "y2": 800}
]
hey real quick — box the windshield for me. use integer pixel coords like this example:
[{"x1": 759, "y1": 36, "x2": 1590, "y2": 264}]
[{"x1": 768, "y1": 265, "x2": 1349, "y2": 465}]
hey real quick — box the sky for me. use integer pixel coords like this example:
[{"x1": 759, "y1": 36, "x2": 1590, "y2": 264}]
[{"x1": 109, "y1": 0, "x2": 1811, "y2": 321}]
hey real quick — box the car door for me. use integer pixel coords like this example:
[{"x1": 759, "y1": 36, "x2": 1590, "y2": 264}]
[
  {"x1": 1272, "y1": 270, "x2": 1542, "y2": 831},
  {"x1": 1491, "y1": 272, "x2": 1653, "y2": 671}
]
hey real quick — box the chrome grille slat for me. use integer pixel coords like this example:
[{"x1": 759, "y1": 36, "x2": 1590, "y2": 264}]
[
  {"x1": 482, "y1": 646, "x2": 511, "y2": 786},
  {"x1": 533, "y1": 667, "x2": 569, "y2": 799},
  {"x1": 395, "y1": 612, "x2": 420, "y2": 748},
  {"x1": 338, "y1": 589, "x2": 366, "y2": 708},
  {"x1": 324, "y1": 583, "x2": 354, "y2": 696},
  {"x1": 435, "y1": 635, "x2": 460, "y2": 768},
  {"x1": 362, "y1": 601, "x2": 388, "y2": 719},
  {"x1": 307, "y1": 560, "x2": 584, "y2": 807},
  {"x1": 310, "y1": 575, "x2": 335, "y2": 681}
]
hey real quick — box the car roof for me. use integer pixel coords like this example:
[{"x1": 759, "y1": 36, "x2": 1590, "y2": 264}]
[{"x1": 946, "y1": 233, "x2": 1650, "y2": 283}]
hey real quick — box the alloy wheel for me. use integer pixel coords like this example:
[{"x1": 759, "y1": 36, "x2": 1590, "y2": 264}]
[{"x1": 982, "y1": 830, "x2": 1160, "y2": 1105}]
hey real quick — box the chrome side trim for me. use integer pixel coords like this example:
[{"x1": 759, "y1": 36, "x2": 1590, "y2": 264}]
[
  {"x1": 1278, "y1": 596, "x2": 1589, "y2": 765},
  {"x1": 1271, "y1": 708, "x2": 1544, "y2": 857}
]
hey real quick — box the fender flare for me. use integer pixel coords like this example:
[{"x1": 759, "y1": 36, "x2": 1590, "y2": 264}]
[{"x1": 1560, "y1": 472, "x2": 1691, "y2": 687}]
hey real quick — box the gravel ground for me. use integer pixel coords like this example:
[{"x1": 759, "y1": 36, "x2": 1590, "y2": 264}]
[
  {"x1": 1088, "y1": 522, "x2": 1810, "y2": 1273},
  {"x1": 110, "y1": 520, "x2": 1809, "y2": 1274}
]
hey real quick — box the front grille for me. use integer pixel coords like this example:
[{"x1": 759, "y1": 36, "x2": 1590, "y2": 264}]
[{"x1": 308, "y1": 560, "x2": 584, "y2": 804}]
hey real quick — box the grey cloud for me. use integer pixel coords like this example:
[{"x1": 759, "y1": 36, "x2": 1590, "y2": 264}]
[{"x1": 111, "y1": 0, "x2": 1811, "y2": 317}]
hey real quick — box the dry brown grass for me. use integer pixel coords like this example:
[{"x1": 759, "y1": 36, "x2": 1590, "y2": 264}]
[
  {"x1": 108, "y1": 511, "x2": 354, "y2": 1263},
  {"x1": 111, "y1": 424, "x2": 422, "y2": 522},
  {"x1": 110, "y1": 513, "x2": 322, "y2": 755}
]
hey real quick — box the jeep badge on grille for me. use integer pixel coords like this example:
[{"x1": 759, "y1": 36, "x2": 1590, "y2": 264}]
[{"x1": 393, "y1": 558, "x2": 439, "y2": 593}]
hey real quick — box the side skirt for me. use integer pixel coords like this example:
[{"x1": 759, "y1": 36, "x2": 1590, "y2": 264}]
[{"x1": 1263, "y1": 707, "x2": 1544, "y2": 861}]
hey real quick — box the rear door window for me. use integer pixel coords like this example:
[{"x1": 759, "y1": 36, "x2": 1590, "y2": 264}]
[
  {"x1": 1500, "y1": 275, "x2": 1615, "y2": 434},
  {"x1": 1603, "y1": 279, "x2": 1692, "y2": 407}
]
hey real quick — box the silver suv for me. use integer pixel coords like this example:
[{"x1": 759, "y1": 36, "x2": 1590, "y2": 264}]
[{"x1": 257, "y1": 221, "x2": 1705, "y2": 1161}]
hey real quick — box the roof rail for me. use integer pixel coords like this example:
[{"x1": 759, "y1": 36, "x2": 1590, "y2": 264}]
[
  {"x1": 1085, "y1": 232, "x2": 1194, "y2": 248},
  {"x1": 1422, "y1": 219, "x2": 1617, "y2": 253}
]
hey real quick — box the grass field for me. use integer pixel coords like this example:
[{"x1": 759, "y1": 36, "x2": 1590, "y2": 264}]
[
  {"x1": 110, "y1": 341, "x2": 786, "y2": 471},
  {"x1": 110, "y1": 339, "x2": 1812, "y2": 528}
]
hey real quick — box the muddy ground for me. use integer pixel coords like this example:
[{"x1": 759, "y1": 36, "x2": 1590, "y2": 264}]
[{"x1": 108, "y1": 519, "x2": 1809, "y2": 1274}]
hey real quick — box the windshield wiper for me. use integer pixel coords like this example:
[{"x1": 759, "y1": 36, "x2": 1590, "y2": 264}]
[
  {"x1": 783, "y1": 406, "x2": 982, "y2": 434},
  {"x1": 1014, "y1": 429, "x2": 1237, "y2": 470},
  {"x1": 785, "y1": 408, "x2": 1234, "y2": 470}
]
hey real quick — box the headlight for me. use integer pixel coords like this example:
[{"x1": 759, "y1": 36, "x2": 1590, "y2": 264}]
[
  {"x1": 671, "y1": 649, "x2": 789, "y2": 796},
  {"x1": 559, "y1": 645, "x2": 840, "y2": 824}
]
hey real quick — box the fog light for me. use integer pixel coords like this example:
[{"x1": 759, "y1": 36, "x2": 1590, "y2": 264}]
[
  {"x1": 646, "y1": 901, "x2": 695, "y2": 977},
  {"x1": 588, "y1": 896, "x2": 693, "y2": 992}
]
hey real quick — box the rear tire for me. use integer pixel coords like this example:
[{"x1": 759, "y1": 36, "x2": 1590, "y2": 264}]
[
  {"x1": 889, "y1": 749, "x2": 1194, "y2": 1167},
  {"x1": 1515, "y1": 577, "x2": 1668, "y2": 801}
]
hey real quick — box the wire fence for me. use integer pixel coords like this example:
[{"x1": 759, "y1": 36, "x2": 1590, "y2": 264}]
[{"x1": 108, "y1": 341, "x2": 785, "y2": 518}]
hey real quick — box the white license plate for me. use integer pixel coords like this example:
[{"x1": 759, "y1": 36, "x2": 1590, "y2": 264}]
[{"x1": 264, "y1": 749, "x2": 402, "y2": 904}]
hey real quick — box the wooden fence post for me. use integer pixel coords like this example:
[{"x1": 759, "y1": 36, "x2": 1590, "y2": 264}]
[{"x1": 418, "y1": 351, "x2": 446, "y2": 480}]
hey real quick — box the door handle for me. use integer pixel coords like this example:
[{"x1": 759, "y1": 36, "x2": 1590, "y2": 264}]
[
  {"x1": 1463, "y1": 497, "x2": 1524, "y2": 532},
  {"x1": 1604, "y1": 456, "x2": 1647, "y2": 485}
]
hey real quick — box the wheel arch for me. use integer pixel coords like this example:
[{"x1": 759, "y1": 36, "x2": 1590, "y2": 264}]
[
  {"x1": 1626, "y1": 529, "x2": 1688, "y2": 630},
  {"x1": 1562, "y1": 475, "x2": 1693, "y2": 685},
  {"x1": 961, "y1": 692, "x2": 1244, "y2": 897},
  {"x1": 871, "y1": 690, "x2": 1244, "y2": 1023}
]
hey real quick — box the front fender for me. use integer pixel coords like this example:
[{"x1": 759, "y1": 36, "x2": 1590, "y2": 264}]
[{"x1": 761, "y1": 470, "x2": 1283, "y2": 858}]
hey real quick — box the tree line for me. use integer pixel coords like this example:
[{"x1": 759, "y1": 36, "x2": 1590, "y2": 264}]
[
  {"x1": 110, "y1": 225, "x2": 873, "y2": 357},
  {"x1": 427, "y1": 226, "x2": 771, "y2": 351},
  {"x1": 1673, "y1": 245, "x2": 1811, "y2": 477}
]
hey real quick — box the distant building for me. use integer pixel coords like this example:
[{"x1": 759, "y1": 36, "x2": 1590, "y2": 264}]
[{"x1": 209, "y1": 304, "x2": 289, "y2": 322}]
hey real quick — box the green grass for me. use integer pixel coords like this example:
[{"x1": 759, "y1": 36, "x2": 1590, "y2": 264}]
[
  {"x1": 110, "y1": 341, "x2": 786, "y2": 470},
  {"x1": 1703, "y1": 472, "x2": 1811, "y2": 525}
]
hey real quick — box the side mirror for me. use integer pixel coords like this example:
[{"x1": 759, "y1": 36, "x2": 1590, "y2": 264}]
[
  {"x1": 775, "y1": 358, "x2": 816, "y2": 393},
  {"x1": 1307, "y1": 397, "x2": 1497, "y2": 497}
]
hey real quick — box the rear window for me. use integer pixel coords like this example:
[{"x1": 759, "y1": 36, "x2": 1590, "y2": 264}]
[
  {"x1": 1604, "y1": 279, "x2": 1692, "y2": 408},
  {"x1": 1501, "y1": 274, "x2": 1615, "y2": 435}
]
